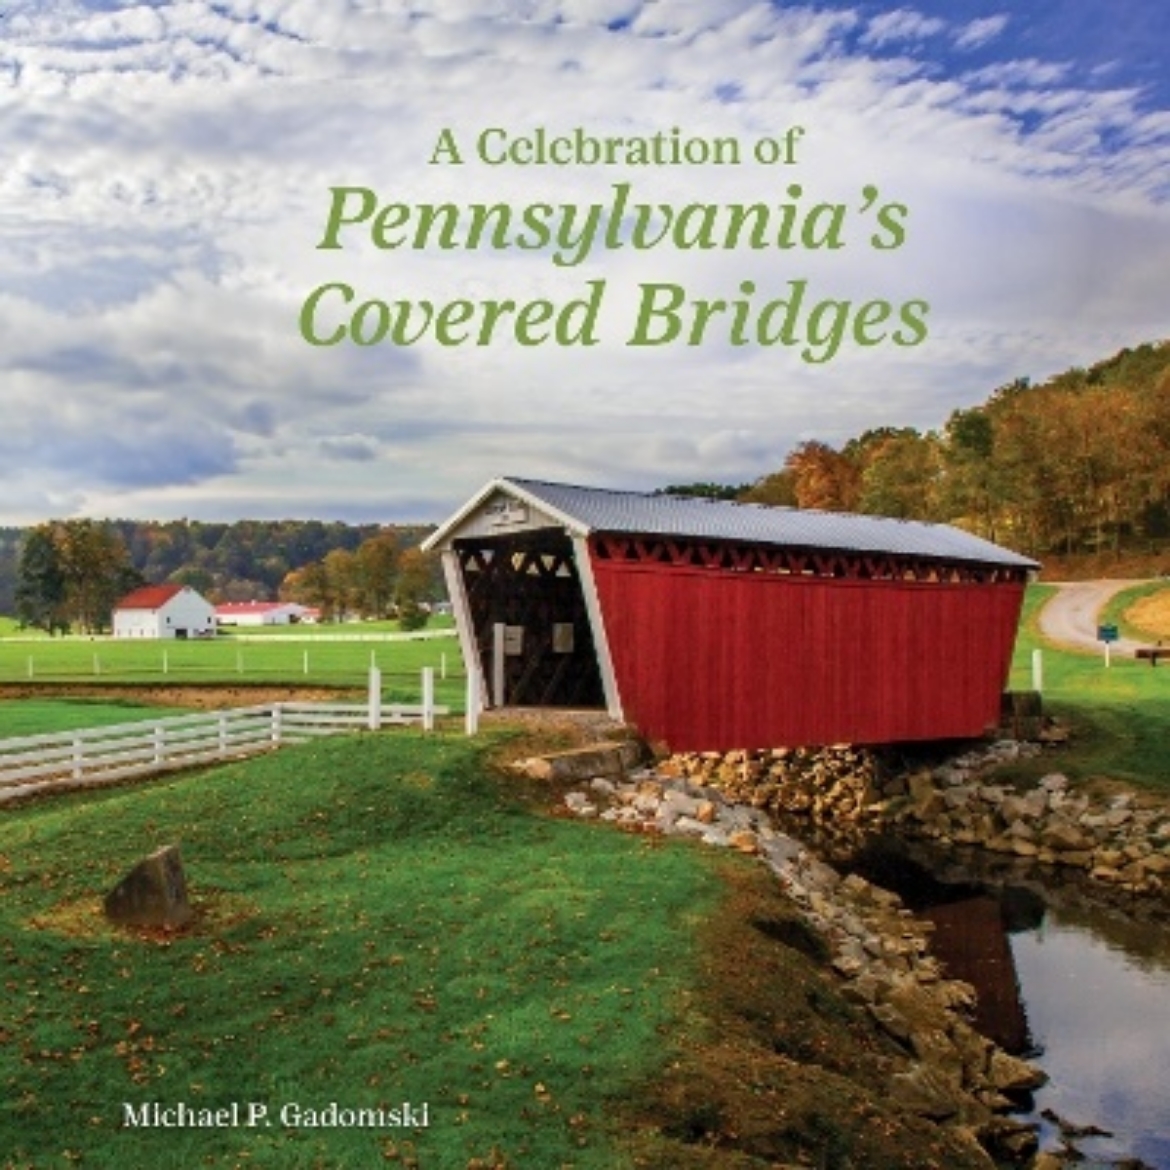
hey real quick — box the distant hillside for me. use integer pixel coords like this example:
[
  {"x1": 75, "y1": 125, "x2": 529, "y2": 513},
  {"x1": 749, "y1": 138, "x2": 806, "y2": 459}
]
[
  {"x1": 711, "y1": 339, "x2": 1170, "y2": 571},
  {"x1": 0, "y1": 519, "x2": 436, "y2": 616}
]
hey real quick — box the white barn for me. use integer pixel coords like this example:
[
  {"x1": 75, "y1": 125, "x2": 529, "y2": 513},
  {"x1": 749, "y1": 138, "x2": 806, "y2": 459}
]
[
  {"x1": 113, "y1": 584, "x2": 216, "y2": 639},
  {"x1": 214, "y1": 601, "x2": 310, "y2": 627}
]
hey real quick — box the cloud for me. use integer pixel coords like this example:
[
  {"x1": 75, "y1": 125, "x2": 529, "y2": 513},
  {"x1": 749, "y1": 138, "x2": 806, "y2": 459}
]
[
  {"x1": 861, "y1": 8, "x2": 945, "y2": 48},
  {"x1": 954, "y1": 14, "x2": 1010, "y2": 52},
  {"x1": 0, "y1": 0, "x2": 1167, "y2": 523},
  {"x1": 318, "y1": 435, "x2": 380, "y2": 462}
]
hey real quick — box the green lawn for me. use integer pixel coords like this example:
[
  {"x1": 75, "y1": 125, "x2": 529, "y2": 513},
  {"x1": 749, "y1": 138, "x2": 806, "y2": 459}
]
[
  {"x1": 0, "y1": 633, "x2": 463, "y2": 694},
  {"x1": 1005, "y1": 585, "x2": 1170, "y2": 792},
  {"x1": 0, "y1": 699, "x2": 186, "y2": 739},
  {"x1": 0, "y1": 732, "x2": 717, "y2": 1169}
]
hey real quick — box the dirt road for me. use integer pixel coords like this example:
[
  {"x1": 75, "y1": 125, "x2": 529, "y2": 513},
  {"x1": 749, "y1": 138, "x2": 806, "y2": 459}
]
[{"x1": 1036, "y1": 580, "x2": 1151, "y2": 655}]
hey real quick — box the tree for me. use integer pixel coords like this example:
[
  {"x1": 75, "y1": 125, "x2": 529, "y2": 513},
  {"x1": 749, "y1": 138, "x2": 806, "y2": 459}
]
[
  {"x1": 15, "y1": 520, "x2": 135, "y2": 633},
  {"x1": 395, "y1": 548, "x2": 436, "y2": 630},
  {"x1": 15, "y1": 526, "x2": 68, "y2": 634},
  {"x1": 783, "y1": 441, "x2": 862, "y2": 511},
  {"x1": 323, "y1": 549, "x2": 358, "y2": 621},
  {"x1": 354, "y1": 532, "x2": 400, "y2": 619},
  {"x1": 739, "y1": 470, "x2": 798, "y2": 506},
  {"x1": 55, "y1": 520, "x2": 135, "y2": 633},
  {"x1": 941, "y1": 408, "x2": 1001, "y2": 541},
  {"x1": 856, "y1": 430, "x2": 943, "y2": 520}
]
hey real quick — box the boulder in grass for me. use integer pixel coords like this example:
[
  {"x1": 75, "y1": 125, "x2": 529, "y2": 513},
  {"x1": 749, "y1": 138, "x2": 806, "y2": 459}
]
[{"x1": 104, "y1": 844, "x2": 193, "y2": 929}]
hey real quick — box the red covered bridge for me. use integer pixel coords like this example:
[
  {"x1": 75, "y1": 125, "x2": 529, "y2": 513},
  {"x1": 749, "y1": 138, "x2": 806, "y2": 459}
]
[{"x1": 423, "y1": 477, "x2": 1038, "y2": 751}]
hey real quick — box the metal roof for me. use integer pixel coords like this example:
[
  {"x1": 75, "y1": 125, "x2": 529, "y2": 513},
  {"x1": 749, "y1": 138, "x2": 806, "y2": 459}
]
[
  {"x1": 455, "y1": 477, "x2": 1038, "y2": 568},
  {"x1": 114, "y1": 584, "x2": 188, "y2": 611}
]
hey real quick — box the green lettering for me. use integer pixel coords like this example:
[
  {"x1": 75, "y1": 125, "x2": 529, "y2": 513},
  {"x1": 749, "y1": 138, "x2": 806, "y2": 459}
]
[
  {"x1": 317, "y1": 188, "x2": 377, "y2": 249},
  {"x1": 628, "y1": 283, "x2": 685, "y2": 346},
  {"x1": 429, "y1": 128, "x2": 463, "y2": 165},
  {"x1": 299, "y1": 282, "x2": 352, "y2": 345}
]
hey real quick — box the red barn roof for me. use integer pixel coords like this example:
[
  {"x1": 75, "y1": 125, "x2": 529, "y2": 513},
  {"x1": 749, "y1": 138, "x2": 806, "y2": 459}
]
[
  {"x1": 115, "y1": 584, "x2": 187, "y2": 612},
  {"x1": 215, "y1": 602, "x2": 284, "y2": 615}
]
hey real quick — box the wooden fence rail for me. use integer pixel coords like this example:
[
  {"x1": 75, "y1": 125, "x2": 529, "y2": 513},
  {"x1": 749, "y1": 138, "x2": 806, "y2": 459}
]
[{"x1": 0, "y1": 670, "x2": 450, "y2": 805}]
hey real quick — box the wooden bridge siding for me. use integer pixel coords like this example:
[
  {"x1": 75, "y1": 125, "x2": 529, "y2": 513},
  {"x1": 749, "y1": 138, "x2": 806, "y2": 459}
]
[{"x1": 590, "y1": 556, "x2": 1025, "y2": 751}]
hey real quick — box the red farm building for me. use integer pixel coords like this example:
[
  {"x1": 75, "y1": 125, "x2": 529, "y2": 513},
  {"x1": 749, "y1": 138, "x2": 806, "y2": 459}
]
[{"x1": 423, "y1": 477, "x2": 1038, "y2": 752}]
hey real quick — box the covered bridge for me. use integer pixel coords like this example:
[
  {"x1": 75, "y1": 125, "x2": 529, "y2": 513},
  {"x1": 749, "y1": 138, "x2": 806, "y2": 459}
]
[{"x1": 423, "y1": 477, "x2": 1038, "y2": 751}]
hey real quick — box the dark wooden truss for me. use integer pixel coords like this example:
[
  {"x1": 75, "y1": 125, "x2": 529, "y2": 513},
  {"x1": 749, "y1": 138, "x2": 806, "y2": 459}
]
[
  {"x1": 455, "y1": 534, "x2": 604, "y2": 708},
  {"x1": 589, "y1": 534, "x2": 1028, "y2": 585}
]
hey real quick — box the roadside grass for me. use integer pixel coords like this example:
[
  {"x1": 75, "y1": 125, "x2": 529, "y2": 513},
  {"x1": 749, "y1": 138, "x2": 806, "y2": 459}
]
[
  {"x1": 1100, "y1": 580, "x2": 1170, "y2": 642},
  {"x1": 1005, "y1": 585, "x2": 1170, "y2": 793},
  {"x1": 0, "y1": 633, "x2": 462, "y2": 696},
  {"x1": 0, "y1": 732, "x2": 715, "y2": 1169},
  {"x1": 0, "y1": 698, "x2": 185, "y2": 738}
]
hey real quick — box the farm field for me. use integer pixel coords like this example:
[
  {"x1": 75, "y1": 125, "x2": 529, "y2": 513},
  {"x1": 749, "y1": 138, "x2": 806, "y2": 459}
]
[
  {"x1": 0, "y1": 631, "x2": 463, "y2": 693},
  {"x1": 1006, "y1": 585, "x2": 1170, "y2": 793}
]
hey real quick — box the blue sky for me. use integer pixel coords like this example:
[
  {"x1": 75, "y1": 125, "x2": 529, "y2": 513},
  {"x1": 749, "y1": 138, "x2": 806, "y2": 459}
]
[{"x1": 1, "y1": 0, "x2": 1167, "y2": 524}]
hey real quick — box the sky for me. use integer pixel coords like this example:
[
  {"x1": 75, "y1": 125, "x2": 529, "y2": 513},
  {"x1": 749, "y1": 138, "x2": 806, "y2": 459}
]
[{"x1": 2, "y1": 0, "x2": 1168, "y2": 525}]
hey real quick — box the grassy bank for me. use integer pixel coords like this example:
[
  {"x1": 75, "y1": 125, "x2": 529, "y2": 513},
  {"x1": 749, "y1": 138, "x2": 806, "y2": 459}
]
[
  {"x1": 1, "y1": 731, "x2": 991, "y2": 1169},
  {"x1": 1007, "y1": 587, "x2": 1170, "y2": 793},
  {"x1": 0, "y1": 733, "x2": 713, "y2": 1168}
]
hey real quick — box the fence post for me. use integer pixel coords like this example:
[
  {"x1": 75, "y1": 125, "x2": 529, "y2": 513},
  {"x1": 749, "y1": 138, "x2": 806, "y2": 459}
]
[
  {"x1": 271, "y1": 704, "x2": 283, "y2": 746},
  {"x1": 441, "y1": 652, "x2": 447, "y2": 680},
  {"x1": 27, "y1": 656, "x2": 33, "y2": 680},
  {"x1": 368, "y1": 666, "x2": 382, "y2": 730},
  {"x1": 218, "y1": 711, "x2": 228, "y2": 756},
  {"x1": 303, "y1": 649, "x2": 309, "y2": 676},
  {"x1": 163, "y1": 650, "x2": 169, "y2": 676},
  {"x1": 1031, "y1": 648, "x2": 1043, "y2": 693},
  {"x1": 72, "y1": 733, "x2": 83, "y2": 780},
  {"x1": 93, "y1": 653, "x2": 100, "y2": 676},
  {"x1": 153, "y1": 724, "x2": 165, "y2": 765},
  {"x1": 465, "y1": 670, "x2": 480, "y2": 737},
  {"x1": 422, "y1": 667, "x2": 435, "y2": 732}
]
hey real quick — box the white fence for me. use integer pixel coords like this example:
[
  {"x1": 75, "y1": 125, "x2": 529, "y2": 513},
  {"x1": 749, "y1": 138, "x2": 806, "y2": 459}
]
[{"x1": 0, "y1": 669, "x2": 450, "y2": 806}]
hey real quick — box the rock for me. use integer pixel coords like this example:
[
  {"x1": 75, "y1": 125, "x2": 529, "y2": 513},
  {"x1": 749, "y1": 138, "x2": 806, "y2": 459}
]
[
  {"x1": 104, "y1": 843, "x2": 193, "y2": 929},
  {"x1": 728, "y1": 829, "x2": 759, "y2": 854},
  {"x1": 1039, "y1": 820, "x2": 1094, "y2": 852},
  {"x1": 908, "y1": 770, "x2": 937, "y2": 803},
  {"x1": 887, "y1": 1066, "x2": 962, "y2": 1120},
  {"x1": 976, "y1": 1116, "x2": 1039, "y2": 1161},
  {"x1": 868, "y1": 1002, "x2": 912, "y2": 1043},
  {"x1": 986, "y1": 1049, "x2": 1046, "y2": 1094},
  {"x1": 519, "y1": 740, "x2": 643, "y2": 782}
]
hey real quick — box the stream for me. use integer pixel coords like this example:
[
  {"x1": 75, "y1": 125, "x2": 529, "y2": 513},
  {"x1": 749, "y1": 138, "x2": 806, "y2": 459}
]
[{"x1": 800, "y1": 830, "x2": 1170, "y2": 1167}]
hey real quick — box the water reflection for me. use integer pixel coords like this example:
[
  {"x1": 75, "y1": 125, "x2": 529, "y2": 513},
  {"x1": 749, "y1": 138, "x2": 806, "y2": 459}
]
[
  {"x1": 824, "y1": 832, "x2": 1170, "y2": 1167},
  {"x1": 1011, "y1": 911, "x2": 1170, "y2": 1168}
]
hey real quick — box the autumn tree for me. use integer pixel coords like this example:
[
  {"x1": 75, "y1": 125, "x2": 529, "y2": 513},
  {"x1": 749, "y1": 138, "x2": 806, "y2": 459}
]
[
  {"x1": 783, "y1": 440, "x2": 862, "y2": 511},
  {"x1": 394, "y1": 547, "x2": 437, "y2": 631},
  {"x1": 16, "y1": 520, "x2": 138, "y2": 633},
  {"x1": 854, "y1": 429, "x2": 944, "y2": 520},
  {"x1": 354, "y1": 532, "x2": 400, "y2": 618}
]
